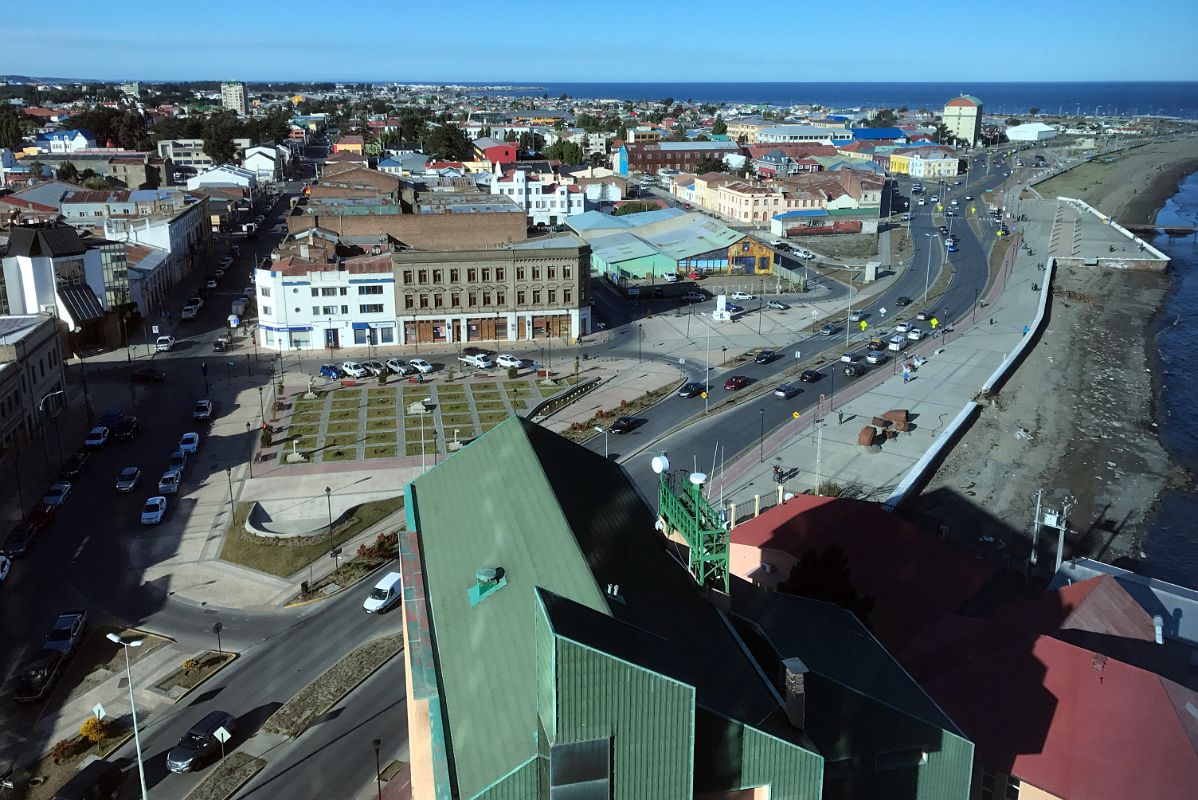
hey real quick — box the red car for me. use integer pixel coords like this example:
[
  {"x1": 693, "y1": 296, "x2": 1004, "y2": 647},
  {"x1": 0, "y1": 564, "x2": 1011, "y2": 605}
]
[
  {"x1": 686, "y1": 271, "x2": 703, "y2": 280},
  {"x1": 723, "y1": 375, "x2": 750, "y2": 391},
  {"x1": 27, "y1": 503, "x2": 57, "y2": 531}
]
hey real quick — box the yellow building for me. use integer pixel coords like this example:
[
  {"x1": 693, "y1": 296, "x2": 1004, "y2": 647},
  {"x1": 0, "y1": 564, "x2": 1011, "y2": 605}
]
[
  {"x1": 943, "y1": 95, "x2": 983, "y2": 146},
  {"x1": 888, "y1": 153, "x2": 912, "y2": 175}
]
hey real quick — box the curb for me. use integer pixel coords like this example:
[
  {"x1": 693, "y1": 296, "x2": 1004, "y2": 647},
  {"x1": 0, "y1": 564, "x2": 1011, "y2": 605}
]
[
  {"x1": 282, "y1": 560, "x2": 391, "y2": 608},
  {"x1": 158, "y1": 652, "x2": 240, "y2": 706}
]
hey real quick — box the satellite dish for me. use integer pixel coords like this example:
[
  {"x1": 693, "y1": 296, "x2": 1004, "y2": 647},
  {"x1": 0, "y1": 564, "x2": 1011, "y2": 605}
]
[
  {"x1": 651, "y1": 454, "x2": 670, "y2": 474},
  {"x1": 689, "y1": 472, "x2": 707, "y2": 486}
]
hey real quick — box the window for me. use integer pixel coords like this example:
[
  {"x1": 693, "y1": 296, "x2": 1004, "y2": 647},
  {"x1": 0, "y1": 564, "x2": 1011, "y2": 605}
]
[
  {"x1": 311, "y1": 288, "x2": 319, "y2": 297},
  {"x1": 517, "y1": 290, "x2": 525, "y2": 305},
  {"x1": 403, "y1": 270, "x2": 413, "y2": 284},
  {"x1": 432, "y1": 269, "x2": 442, "y2": 284},
  {"x1": 563, "y1": 288, "x2": 571, "y2": 303},
  {"x1": 496, "y1": 267, "x2": 505, "y2": 281},
  {"x1": 482, "y1": 291, "x2": 491, "y2": 307},
  {"x1": 433, "y1": 293, "x2": 443, "y2": 308},
  {"x1": 321, "y1": 287, "x2": 337, "y2": 297},
  {"x1": 450, "y1": 268, "x2": 460, "y2": 282},
  {"x1": 262, "y1": 305, "x2": 272, "y2": 316},
  {"x1": 419, "y1": 294, "x2": 428, "y2": 309},
  {"x1": 548, "y1": 289, "x2": 557, "y2": 304},
  {"x1": 312, "y1": 306, "x2": 321, "y2": 315},
  {"x1": 340, "y1": 287, "x2": 348, "y2": 296},
  {"x1": 260, "y1": 287, "x2": 271, "y2": 297},
  {"x1": 532, "y1": 267, "x2": 541, "y2": 280},
  {"x1": 380, "y1": 327, "x2": 394, "y2": 344},
  {"x1": 563, "y1": 265, "x2": 572, "y2": 278},
  {"x1": 496, "y1": 290, "x2": 505, "y2": 305},
  {"x1": 481, "y1": 268, "x2": 490, "y2": 281},
  {"x1": 450, "y1": 292, "x2": 460, "y2": 306},
  {"x1": 322, "y1": 305, "x2": 339, "y2": 315},
  {"x1": 467, "y1": 268, "x2": 477, "y2": 282},
  {"x1": 404, "y1": 295, "x2": 414, "y2": 309},
  {"x1": 532, "y1": 290, "x2": 541, "y2": 304},
  {"x1": 418, "y1": 270, "x2": 428, "y2": 284},
  {"x1": 357, "y1": 285, "x2": 383, "y2": 295},
  {"x1": 516, "y1": 267, "x2": 525, "y2": 280},
  {"x1": 359, "y1": 304, "x2": 384, "y2": 314},
  {"x1": 548, "y1": 266, "x2": 556, "y2": 279}
]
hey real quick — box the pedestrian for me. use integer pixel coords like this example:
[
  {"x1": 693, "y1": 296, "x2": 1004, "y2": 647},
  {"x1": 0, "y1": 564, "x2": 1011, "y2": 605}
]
[{"x1": 903, "y1": 371, "x2": 910, "y2": 384}]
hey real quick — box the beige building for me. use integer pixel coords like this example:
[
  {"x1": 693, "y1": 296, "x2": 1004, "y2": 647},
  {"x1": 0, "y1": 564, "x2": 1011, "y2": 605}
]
[
  {"x1": 221, "y1": 81, "x2": 248, "y2": 116},
  {"x1": 393, "y1": 237, "x2": 592, "y2": 344},
  {"x1": 943, "y1": 95, "x2": 982, "y2": 146},
  {"x1": 724, "y1": 116, "x2": 775, "y2": 143},
  {"x1": 0, "y1": 314, "x2": 66, "y2": 457}
]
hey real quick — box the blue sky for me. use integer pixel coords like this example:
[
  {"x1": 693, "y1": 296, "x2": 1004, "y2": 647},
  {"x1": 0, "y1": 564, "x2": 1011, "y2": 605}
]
[{"x1": 4, "y1": 0, "x2": 1196, "y2": 83}]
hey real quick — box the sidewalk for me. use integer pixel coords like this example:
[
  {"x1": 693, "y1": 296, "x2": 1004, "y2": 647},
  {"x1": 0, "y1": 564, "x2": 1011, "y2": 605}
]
[{"x1": 707, "y1": 195, "x2": 1066, "y2": 518}]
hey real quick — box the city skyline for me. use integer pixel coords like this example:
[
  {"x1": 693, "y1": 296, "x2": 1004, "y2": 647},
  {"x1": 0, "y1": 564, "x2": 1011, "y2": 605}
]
[{"x1": 5, "y1": 0, "x2": 1197, "y2": 83}]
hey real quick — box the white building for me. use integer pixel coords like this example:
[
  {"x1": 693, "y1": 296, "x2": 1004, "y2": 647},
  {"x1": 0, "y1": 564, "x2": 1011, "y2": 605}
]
[
  {"x1": 36, "y1": 129, "x2": 97, "y2": 154},
  {"x1": 255, "y1": 254, "x2": 398, "y2": 352},
  {"x1": 491, "y1": 168, "x2": 584, "y2": 226},
  {"x1": 242, "y1": 145, "x2": 291, "y2": 182},
  {"x1": 906, "y1": 151, "x2": 961, "y2": 178},
  {"x1": 187, "y1": 164, "x2": 258, "y2": 194},
  {"x1": 1005, "y1": 122, "x2": 1058, "y2": 142},
  {"x1": 158, "y1": 138, "x2": 252, "y2": 174},
  {"x1": 99, "y1": 199, "x2": 211, "y2": 292},
  {"x1": 124, "y1": 244, "x2": 172, "y2": 317},
  {"x1": 756, "y1": 125, "x2": 852, "y2": 144},
  {"x1": 1, "y1": 225, "x2": 103, "y2": 329},
  {"x1": 221, "y1": 81, "x2": 248, "y2": 116},
  {"x1": 0, "y1": 315, "x2": 67, "y2": 455}
]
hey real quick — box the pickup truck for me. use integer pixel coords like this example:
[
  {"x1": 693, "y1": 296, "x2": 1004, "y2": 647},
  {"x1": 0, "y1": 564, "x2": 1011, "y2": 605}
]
[
  {"x1": 458, "y1": 354, "x2": 494, "y2": 369},
  {"x1": 43, "y1": 609, "x2": 88, "y2": 657}
]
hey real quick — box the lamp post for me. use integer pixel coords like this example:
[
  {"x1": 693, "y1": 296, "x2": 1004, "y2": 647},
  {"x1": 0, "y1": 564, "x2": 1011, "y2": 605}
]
[
  {"x1": 759, "y1": 408, "x2": 765, "y2": 462},
  {"x1": 38, "y1": 390, "x2": 66, "y2": 467},
  {"x1": 721, "y1": 345, "x2": 727, "y2": 366},
  {"x1": 637, "y1": 323, "x2": 643, "y2": 362},
  {"x1": 107, "y1": 633, "x2": 148, "y2": 800},
  {"x1": 225, "y1": 467, "x2": 234, "y2": 522},
  {"x1": 923, "y1": 233, "x2": 933, "y2": 304},
  {"x1": 594, "y1": 426, "x2": 609, "y2": 459},
  {"x1": 372, "y1": 738, "x2": 384, "y2": 800}
]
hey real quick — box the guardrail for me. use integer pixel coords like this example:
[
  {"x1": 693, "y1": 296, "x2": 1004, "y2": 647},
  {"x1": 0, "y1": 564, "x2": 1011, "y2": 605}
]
[{"x1": 526, "y1": 376, "x2": 601, "y2": 421}]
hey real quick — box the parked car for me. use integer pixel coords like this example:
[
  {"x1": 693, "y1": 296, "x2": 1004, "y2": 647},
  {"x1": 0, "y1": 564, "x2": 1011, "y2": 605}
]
[
  {"x1": 895, "y1": 296, "x2": 912, "y2": 307},
  {"x1": 179, "y1": 433, "x2": 201, "y2": 454},
  {"x1": 58, "y1": 450, "x2": 89, "y2": 481},
  {"x1": 341, "y1": 361, "x2": 368, "y2": 379},
  {"x1": 132, "y1": 367, "x2": 167, "y2": 383},
  {"x1": 169, "y1": 450, "x2": 187, "y2": 473},
  {"x1": 363, "y1": 572, "x2": 402, "y2": 614},
  {"x1": 730, "y1": 291, "x2": 753, "y2": 301},
  {"x1": 609, "y1": 416, "x2": 638, "y2": 434},
  {"x1": 112, "y1": 416, "x2": 141, "y2": 441},
  {"x1": 361, "y1": 361, "x2": 386, "y2": 376},
  {"x1": 458, "y1": 353, "x2": 494, "y2": 369},
  {"x1": 158, "y1": 470, "x2": 182, "y2": 496},
  {"x1": 848, "y1": 311, "x2": 864, "y2": 322},
  {"x1": 678, "y1": 382, "x2": 704, "y2": 398},
  {"x1": 767, "y1": 300, "x2": 790, "y2": 310},
  {"x1": 686, "y1": 271, "x2": 703, "y2": 280},
  {"x1": 684, "y1": 290, "x2": 707, "y2": 301},
  {"x1": 43, "y1": 482, "x2": 71, "y2": 507},
  {"x1": 166, "y1": 710, "x2": 237, "y2": 773},
  {"x1": 496, "y1": 354, "x2": 523, "y2": 369},
  {"x1": 13, "y1": 651, "x2": 65, "y2": 703},
  {"x1": 192, "y1": 399, "x2": 214, "y2": 422},
  {"x1": 773, "y1": 383, "x2": 801, "y2": 399},
  {"x1": 141, "y1": 496, "x2": 167, "y2": 525},
  {"x1": 43, "y1": 610, "x2": 87, "y2": 657},
  {"x1": 408, "y1": 359, "x2": 433, "y2": 374},
  {"x1": 664, "y1": 273, "x2": 679, "y2": 283},
  {"x1": 3, "y1": 524, "x2": 37, "y2": 558},
  {"x1": 948, "y1": 243, "x2": 959, "y2": 253},
  {"x1": 319, "y1": 363, "x2": 344, "y2": 379},
  {"x1": 915, "y1": 309, "x2": 933, "y2": 321},
  {"x1": 51, "y1": 759, "x2": 126, "y2": 800},
  {"x1": 385, "y1": 359, "x2": 414, "y2": 376},
  {"x1": 154, "y1": 335, "x2": 176, "y2": 352},
  {"x1": 723, "y1": 375, "x2": 750, "y2": 391},
  {"x1": 84, "y1": 426, "x2": 110, "y2": 450},
  {"x1": 114, "y1": 467, "x2": 141, "y2": 493},
  {"x1": 888, "y1": 335, "x2": 908, "y2": 352},
  {"x1": 754, "y1": 350, "x2": 776, "y2": 364},
  {"x1": 28, "y1": 503, "x2": 56, "y2": 531}
]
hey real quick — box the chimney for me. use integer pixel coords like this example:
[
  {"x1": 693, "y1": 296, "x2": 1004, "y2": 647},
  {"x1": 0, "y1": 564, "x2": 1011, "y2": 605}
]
[
  {"x1": 782, "y1": 657, "x2": 809, "y2": 731},
  {"x1": 300, "y1": 243, "x2": 310, "y2": 260}
]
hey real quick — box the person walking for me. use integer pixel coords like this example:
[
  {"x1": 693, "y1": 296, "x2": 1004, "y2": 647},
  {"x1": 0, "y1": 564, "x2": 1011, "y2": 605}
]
[{"x1": 903, "y1": 370, "x2": 910, "y2": 384}]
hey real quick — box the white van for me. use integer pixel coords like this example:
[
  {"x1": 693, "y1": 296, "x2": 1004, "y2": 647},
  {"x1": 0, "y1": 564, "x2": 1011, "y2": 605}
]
[{"x1": 363, "y1": 572, "x2": 402, "y2": 614}]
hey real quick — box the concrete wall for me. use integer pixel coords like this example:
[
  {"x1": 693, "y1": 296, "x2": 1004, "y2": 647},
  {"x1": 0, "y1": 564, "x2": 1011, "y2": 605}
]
[{"x1": 288, "y1": 210, "x2": 527, "y2": 251}]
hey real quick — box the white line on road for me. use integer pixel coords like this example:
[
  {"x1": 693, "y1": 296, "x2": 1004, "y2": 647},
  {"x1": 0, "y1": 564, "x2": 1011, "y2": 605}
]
[{"x1": 71, "y1": 535, "x2": 91, "y2": 562}]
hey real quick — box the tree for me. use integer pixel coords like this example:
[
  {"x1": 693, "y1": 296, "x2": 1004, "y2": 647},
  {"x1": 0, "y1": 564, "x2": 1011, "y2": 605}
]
[
  {"x1": 614, "y1": 201, "x2": 659, "y2": 216},
  {"x1": 57, "y1": 162, "x2": 79, "y2": 182},
  {"x1": 83, "y1": 176, "x2": 109, "y2": 190},
  {"x1": 544, "y1": 140, "x2": 583, "y2": 164},
  {"x1": 660, "y1": 97, "x2": 674, "y2": 107},
  {"x1": 1005, "y1": 117, "x2": 1023, "y2": 126},
  {"x1": 503, "y1": 128, "x2": 518, "y2": 142},
  {"x1": 1028, "y1": 107, "x2": 1040, "y2": 116},
  {"x1": 0, "y1": 107, "x2": 27, "y2": 149},
  {"x1": 866, "y1": 108, "x2": 898, "y2": 128},
  {"x1": 421, "y1": 123, "x2": 473, "y2": 160},
  {"x1": 202, "y1": 113, "x2": 242, "y2": 165},
  {"x1": 741, "y1": 156, "x2": 755, "y2": 180},
  {"x1": 588, "y1": 151, "x2": 607, "y2": 167},
  {"x1": 693, "y1": 155, "x2": 727, "y2": 174},
  {"x1": 79, "y1": 716, "x2": 108, "y2": 744},
  {"x1": 517, "y1": 131, "x2": 545, "y2": 154},
  {"x1": 712, "y1": 116, "x2": 728, "y2": 136},
  {"x1": 778, "y1": 543, "x2": 876, "y2": 626}
]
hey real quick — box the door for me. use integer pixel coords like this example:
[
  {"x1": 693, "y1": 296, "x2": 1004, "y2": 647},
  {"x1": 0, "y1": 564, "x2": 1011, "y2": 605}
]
[{"x1": 326, "y1": 328, "x2": 339, "y2": 349}]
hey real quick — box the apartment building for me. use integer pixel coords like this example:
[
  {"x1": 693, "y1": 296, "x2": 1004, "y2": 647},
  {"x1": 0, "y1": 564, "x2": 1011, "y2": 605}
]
[
  {"x1": 221, "y1": 81, "x2": 249, "y2": 116},
  {"x1": 0, "y1": 314, "x2": 66, "y2": 456},
  {"x1": 756, "y1": 125, "x2": 853, "y2": 144},
  {"x1": 35, "y1": 129, "x2": 97, "y2": 154},
  {"x1": 724, "y1": 116, "x2": 776, "y2": 143},
  {"x1": 943, "y1": 95, "x2": 983, "y2": 146},
  {"x1": 613, "y1": 141, "x2": 740, "y2": 177},
  {"x1": 491, "y1": 168, "x2": 584, "y2": 226},
  {"x1": 158, "y1": 137, "x2": 252, "y2": 173},
  {"x1": 393, "y1": 238, "x2": 590, "y2": 344}
]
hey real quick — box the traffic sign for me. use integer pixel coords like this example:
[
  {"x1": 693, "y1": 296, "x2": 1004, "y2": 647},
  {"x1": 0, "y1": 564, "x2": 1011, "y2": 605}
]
[
  {"x1": 701, "y1": 391, "x2": 708, "y2": 399},
  {"x1": 794, "y1": 350, "x2": 801, "y2": 360},
  {"x1": 93, "y1": 703, "x2": 106, "y2": 720},
  {"x1": 931, "y1": 318, "x2": 939, "y2": 329},
  {"x1": 859, "y1": 320, "x2": 867, "y2": 331},
  {"x1": 213, "y1": 726, "x2": 231, "y2": 744},
  {"x1": 792, "y1": 411, "x2": 800, "y2": 419},
  {"x1": 152, "y1": 325, "x2": 160, "y2": 335},
  {"x1": 879, "y1": 307, "x2": 887, "y2": 317}
]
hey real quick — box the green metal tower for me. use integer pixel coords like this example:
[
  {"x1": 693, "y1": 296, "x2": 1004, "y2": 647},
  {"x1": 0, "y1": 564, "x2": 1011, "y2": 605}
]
[{"x1": 652, "y1": 454, "x2": 729, "y2": 593}]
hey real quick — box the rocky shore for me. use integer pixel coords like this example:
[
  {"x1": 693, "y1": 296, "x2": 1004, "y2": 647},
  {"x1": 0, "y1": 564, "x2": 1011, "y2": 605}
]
[{"x1": 912, "y1": 137, "x2": 1198, "y2": 574}]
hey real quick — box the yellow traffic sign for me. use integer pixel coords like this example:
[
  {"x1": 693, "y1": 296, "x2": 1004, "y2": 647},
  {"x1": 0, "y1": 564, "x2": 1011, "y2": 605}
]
[
  {"x1": 936, "y1": 203, "x2": 944, "y2": 212},
  {"x1": 996, "y1": 230, "x2": 1004, "y2": 237},
  {"x1": 930, "y1": 318, "x2": 939, "y2": 329},
  {"x1": 859, "y1": 320, "x2": 867, "y2": 331},
  {"x1": 792, "y1": 411, "x2": 800, "y2": 419},
  {"x1": 701, "y1": 391, "x2": 708, "y2": 399}
]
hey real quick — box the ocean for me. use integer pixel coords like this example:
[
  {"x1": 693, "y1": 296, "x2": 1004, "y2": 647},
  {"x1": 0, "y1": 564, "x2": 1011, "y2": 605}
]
[
  {"x1": 459, "y1": 81, "x2": 1198, "y2": 118},
  {"x1": 1143, "y1": 171, "x2": 1198, "y2": 588}
]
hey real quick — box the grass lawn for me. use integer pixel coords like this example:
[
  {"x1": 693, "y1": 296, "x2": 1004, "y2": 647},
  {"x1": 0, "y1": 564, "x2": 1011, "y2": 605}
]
[
  {"x1": 323, "y1": 433, "x2": 358, "y2": 447},
  {"x1": 367, "y1": 387, "x2": 395, "y2": 398},
  {"x1": 439, "y1": 414, "x2": 474, "y2": 427},
  {"x1": 366, "y1": 404, "x2": 396, "y2": 418},
  {"x1": 472, "y1": 381, "x2": 499, "y2": 392},
  {"x1": 364, "y1": 431, "x2": 397, "y2": 446},
  {"x1": 473, "y1": 400, "x2": 507, "y2": 412},
  {"x1": 289, "y1": 412, "x2": 325, "y2": 426},
  {"x1": 220, "y1": 496, "x2": 406, "y2": 578},
  {"x1": 328, "y1": 408, "x2": 359, "y2": 422},
  {"x1": 364, "y1": 444, "x2": 398, "y2": 459},
  {"x1": 436, "y1": 384, "x2": 467, "y2": 394},
  {"x1": 366, "y1": 397, "x2": 395, "y2": 409},
  {"x1": 366, "y1": 416, "x2": 398, "y2": 431},
  {"x1": 403, "y1": 414, "x2": 432, "y2": 429},
  {"x1": 291, "y1": 436, "x2": 318, "y2": 453},
  {"x1": 323, "y1": 447, "x2": 357, "y2": 462},
  {"x1": 439, "y1": 401, "x2": 470, "y2": 415},
  {"x1": 325, "y1": 421, "x2": 359, "y2": 435},
  {"x1": 287, "y1": 423, "x2": 320, "y2": 439},
  {"x1": 404, "y1": 441, "x2": 433, "y2": 457},
  {"x1": 478, "y1": 411, "x2": 511, "y2": 426}
]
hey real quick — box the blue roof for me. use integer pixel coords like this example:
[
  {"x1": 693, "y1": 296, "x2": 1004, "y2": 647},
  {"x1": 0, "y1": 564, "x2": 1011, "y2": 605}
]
[
  {"x1": 849, "y1": 127, "x2": 905, "y2": 140},
  {"x1": 37, "y1": 128, "x2": 95, "y2": 142},
  {"x1": 774, "y1": 209, "x2": 830, "y2": 219}
]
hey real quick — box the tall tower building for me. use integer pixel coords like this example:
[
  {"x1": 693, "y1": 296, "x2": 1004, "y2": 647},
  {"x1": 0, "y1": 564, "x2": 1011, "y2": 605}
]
[
  {"x1": 221, "y1": 81, "x2": 248, "y2": 116},
  {"x1": 943, "y1": 95, "x2": 983, "y2": 146}
]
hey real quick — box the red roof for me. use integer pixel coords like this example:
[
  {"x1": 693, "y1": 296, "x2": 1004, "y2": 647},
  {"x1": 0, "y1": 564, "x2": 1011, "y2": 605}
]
[
  {"x1": 731, "y1": 495, "x2": 994, "y2": 650},
  {"x1": 946, "y1": 96, "x2": 981, "y2": 108}
]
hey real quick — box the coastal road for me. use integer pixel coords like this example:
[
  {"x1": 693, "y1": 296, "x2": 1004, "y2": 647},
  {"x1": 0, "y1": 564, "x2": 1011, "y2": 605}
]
[{"x1": 580, "y1": 165, "x2": 1015, "y2": 501}]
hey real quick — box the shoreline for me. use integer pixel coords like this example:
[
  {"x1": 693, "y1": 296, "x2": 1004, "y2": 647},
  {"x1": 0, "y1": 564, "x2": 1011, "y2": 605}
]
[{"x1": 1118, "y1": 153, "x2": 1198, "y2": 224}]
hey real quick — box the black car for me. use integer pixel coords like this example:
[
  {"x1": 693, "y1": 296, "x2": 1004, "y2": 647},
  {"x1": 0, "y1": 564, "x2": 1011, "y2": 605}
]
[
  {"x1": 99, "y1": 408, "x2": 123, "y2": 429},
  {"x1": 609, "y1": 416, "x2": 638, "y2": 434},
  {"x1": 843, "y1": 363, "x2": 866, "y2": 377},
  {"x1": 895, "y1": 296, "x2": 912, "y2": 307},
  {"x1": 800, "y1": 369, "x2": 823, "y2": 383},
  {"x1": 13, "y1": 651, "x2": 64, "y2": 703},
  {"x1": 166, "y1": 710, "x2": 237, "y2": 773},
  {"x1": 754, "y1": 350, "x2": 777, "y2": 365},
  {"x1": 49, "y1": 759, "x2": 125, "y2": 800},
  {"x1": 677, "y1": 382, "x2": 704, "y2": 398},
  {"x1": 132, "y1": 367, "x2": 166, "y2": 383},
  {"x1": 3, "y1": 523, "x2": 37, "y2": 558},
  {"x1": 111, "y1": 416, "x2": 141, "y2": 441},
  {"x1": 58, "y1": 450, "x2": 89, "y2": 480}
]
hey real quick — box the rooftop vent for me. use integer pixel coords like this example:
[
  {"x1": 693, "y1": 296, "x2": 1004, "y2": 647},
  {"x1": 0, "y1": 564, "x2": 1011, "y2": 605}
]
[{"x1": 468, "y1": 565, "x2": 507, "y2": 607}]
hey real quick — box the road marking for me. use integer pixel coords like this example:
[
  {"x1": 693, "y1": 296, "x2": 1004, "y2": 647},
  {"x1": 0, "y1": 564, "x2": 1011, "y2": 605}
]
[{"x1": 71, "y1": 536, "x2": 91, "y2": 562}]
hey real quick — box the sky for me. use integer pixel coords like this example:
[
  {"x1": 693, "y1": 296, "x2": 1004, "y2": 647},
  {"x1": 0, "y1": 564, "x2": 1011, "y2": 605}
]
[{"x1": 4, "y1": 0, "x2": 1197, "y2": 83}]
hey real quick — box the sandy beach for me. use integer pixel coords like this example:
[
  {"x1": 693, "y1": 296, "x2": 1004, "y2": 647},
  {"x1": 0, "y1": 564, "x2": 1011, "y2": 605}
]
[{"x1": 911, "y1": 135, "x2": 1198, "y2": 573}]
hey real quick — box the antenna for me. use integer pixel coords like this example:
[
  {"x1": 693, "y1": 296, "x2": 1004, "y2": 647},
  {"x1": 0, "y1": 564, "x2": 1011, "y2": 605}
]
[{"x1": 1029, "y1": 489, "x2": 1074, "y2": 572}]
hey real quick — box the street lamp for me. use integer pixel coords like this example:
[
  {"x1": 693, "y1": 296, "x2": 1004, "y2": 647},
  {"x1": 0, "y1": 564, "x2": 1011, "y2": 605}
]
[
  {"x1": 107, "y1": 633, "x2": 148, "y2": 800},
  {"x1": 637, "y1": 323, "x2": 643, "y2": 362},
  {"x1": 38, "y1": 389, "x2": 66, "y2": 467},
  {"x1": 257, "y1": 385, "x2": 265, "y2": 424},
  {"x1": 372, "y1": 738, "x2": 383, "y2": 800},
  {"x1": 225, "y1": 467, "x2": 234, "y2": 521},
  {"x1": 759, "y1": 408, "x2": 765, "y2": 463},
  {"x1": 594, "y1": 426, "x2": 609, "y2": 459}
]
